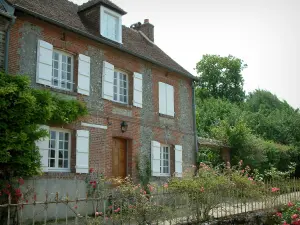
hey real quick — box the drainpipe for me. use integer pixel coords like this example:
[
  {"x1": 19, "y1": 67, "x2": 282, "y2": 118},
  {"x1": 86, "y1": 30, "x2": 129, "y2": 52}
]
[
  {"x1": 192, "y1": 81, "x2": 199, "y2": 156},
  {"x1": 4, "y1": 16, "x2": 15, "y2": 73}
]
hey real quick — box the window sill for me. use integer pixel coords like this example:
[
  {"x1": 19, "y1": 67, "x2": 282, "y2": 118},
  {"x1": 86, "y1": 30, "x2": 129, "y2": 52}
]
[
  {"x1": 153, "y1": 174, "x2": 170, "y2": 177},
  {"x1": 37, "y1": 84, "x2": 77, "y2": 97},
  {"x1": 47, "y1": 169, "x2": 71, "y2": 173},
  {"x1": 159, "y1": 114, "x2": 175, "y2": 119},
  {"x1": 112, "y1": 101, "x2": 133, "y2": 109}
]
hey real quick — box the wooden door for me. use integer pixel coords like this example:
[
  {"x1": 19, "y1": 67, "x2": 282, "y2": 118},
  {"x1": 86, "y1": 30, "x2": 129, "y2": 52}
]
[{"x1": 112, "y1": 138, "x2": 127, "y2": 178}]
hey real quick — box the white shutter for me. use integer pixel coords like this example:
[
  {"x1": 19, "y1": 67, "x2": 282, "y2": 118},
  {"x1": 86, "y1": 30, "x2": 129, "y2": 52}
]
[
  {"x1": 133, "y1": 72, "x2": 143, "y2": 108},
  {"x1": 36, "y1": 40, "x2": 53, "y2": 86},
  {"x1": 175, "y1": 145, "x2": 183, "y2": 177},
  {"x1": 36, "y1": 125, "x2": 49, "y2": 172},
  {"x1": 78, "y1": 54, "x2": 90, "y2": 96},
  {"x1": 151, "y1": 141, "x2": 161, "y2": 176},
  {"x1": 76, "y1": 130, "x2": 90, "y2": 173},
  {"x1": 159, "y1": 82, "x2": 167, "y2": 115},
  {"x1": 102, "y1": 61, "x2": 114, "y2": 101},
  {"x1": 166, "y1": 84, "x2": 175, "y2": 117}
]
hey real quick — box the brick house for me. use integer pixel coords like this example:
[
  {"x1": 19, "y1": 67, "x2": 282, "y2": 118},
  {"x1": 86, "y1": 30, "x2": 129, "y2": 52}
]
[{"x1": 4, "y1": 0, "x2": 198, "y2": 181}]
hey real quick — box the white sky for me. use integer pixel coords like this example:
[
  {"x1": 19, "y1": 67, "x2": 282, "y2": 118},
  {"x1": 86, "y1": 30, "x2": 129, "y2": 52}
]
[{"x1": 72, "y1": 0, "x2": 300, "y2": 108}]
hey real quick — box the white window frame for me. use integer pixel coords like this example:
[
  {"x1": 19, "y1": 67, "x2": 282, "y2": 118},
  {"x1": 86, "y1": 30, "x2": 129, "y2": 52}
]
[
  {"x1": 48, "y1": 128, "x2": 71, "y2": 172},
  {"x1": 52, "y1": 49, "x2": 74, "y2": 91},
  {"x1": 160, "y1": 145, "x2": 171, "y2": 176},
  {"x1": 159, "y1": 82, "x2": 175, "y2": 117},
  {"x1": 100, "y1": 5, "x2": 122, "y2": 43},
  {"x1": 113, "y1": 69, "x2": 129, "y2": 104}
]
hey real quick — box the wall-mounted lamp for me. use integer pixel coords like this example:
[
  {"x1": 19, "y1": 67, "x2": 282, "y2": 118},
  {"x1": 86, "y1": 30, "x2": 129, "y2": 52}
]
[{"x1": 121, "y1": 121, "x2": 128, "y2": 133}]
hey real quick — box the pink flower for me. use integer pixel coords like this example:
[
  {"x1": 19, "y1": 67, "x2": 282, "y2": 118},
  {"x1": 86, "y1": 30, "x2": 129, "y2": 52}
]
[
  {"x1": 276, "y1": 212, "x2": 282, "y2": 218},
  {"x1": 292, "y1": 214, "x2": 299, "y2": 220},
  {"x1": 248, "y1": 177, "x2": 253, "y2": 181},
  {"x1": 200, "y1": 187, "x2": 204, "y2": 192},
  {"x1": 288, "y1": 202, "x2": 294, "y2": 207},
  {"x1": 89, "y1": 168, "x2": 94, "y2": 173},
  {"x1": 163, "y1": 183, "x2": 168, "y2": 188},
  {"x1": 271, "y1": 187, "x2": 280, "y2": 192},
  {"x1": 283, "y1": 221, "x2": 290, "y2": 225},
  {"x1": 95, "y1": 212, "x2": 99, "y2": 216},
  {"x1": 108, "y1": 205, "x2": 112, "y2": 209},
  {"x1": 114, "y1": 208, "x2": 120, "y2": 213}
]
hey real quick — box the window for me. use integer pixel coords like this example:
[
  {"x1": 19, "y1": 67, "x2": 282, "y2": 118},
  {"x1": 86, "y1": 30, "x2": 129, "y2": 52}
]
[
  {"x1": 160, "y1": 145, "x2": 170, "y2": 175},
  {"x1": 48, "y1": 129, "x2": 71, "y2": 171},
  {"x1": 159, "y1": 82, "x2": 175, "y2": 117},
  {"x1": 52, "y1": 50, "x2": 73, "y2": 90},
  {"x1": 100, "y1": 6, "x2": 122, "y2": 43},
  {"x1": 113, "y1": 70, "x2": 128, "y2": 104}
]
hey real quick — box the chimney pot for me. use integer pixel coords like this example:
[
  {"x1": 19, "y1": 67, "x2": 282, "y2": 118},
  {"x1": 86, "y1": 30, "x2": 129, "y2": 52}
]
[{"x1": 144, "y1": 19, "x2": 149, "y2": 24}]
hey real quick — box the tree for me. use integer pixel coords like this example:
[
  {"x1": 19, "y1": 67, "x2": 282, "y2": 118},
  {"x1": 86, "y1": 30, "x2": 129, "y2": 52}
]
[
  {"x1": 0, "y1": 73, "x2": 87, "y2": 180},
  {"x1": 196, "y1": 54, "x2": 247, "y2": 103}
]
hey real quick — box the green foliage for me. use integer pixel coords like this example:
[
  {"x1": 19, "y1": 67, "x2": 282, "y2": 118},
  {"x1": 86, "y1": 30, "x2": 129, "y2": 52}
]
[
  {"x1": 275, "y1": 201, "x2": 300, "y2": 224},
  {"x1": 168, "y1": 163, "x2": 265, "y2": 221},
  {"x1": 196, "y1": 54, "x2": 247, "y2": 103},
  {"x1": 197, "y1": 147, "x2": 223, "y2": 166},
  {"x1": 136, "y1": 153, "x2": 152, "y2": 191},
  {"x1": 0, "y1": 73, "x2": 87, "y2": 179}
]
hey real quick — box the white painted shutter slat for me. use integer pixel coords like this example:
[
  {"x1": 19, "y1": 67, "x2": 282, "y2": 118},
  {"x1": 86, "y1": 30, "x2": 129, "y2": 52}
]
[
  {"x1": 36, "y1": 125, "x2": 50, "y2": 172},
  {"x1": 78, "y1": 54, "x2": 91, "y2": 96},
  {"x1": 36, "y1": 40, "x2": 53, "y2": 86},
  {"x1": 159, "y1": 82, "x2": 167, "y2": 114},
  {"x1": 151, "y1": 141, "x2": 161, "y2": 176},
  {"x1": 133, "y1": 72, "x2": 143, "y2": 108},
  {"x1": 167, "y1": 84, "x2": 175, "y2": 117},
  {"x1": 102, "y1": 61, "x2": 114, "y2": 101},
  {"x1": 175, "y1": 145, "x2": 183, "y2": 177},
  {"x1": 76, "y1": 130, "x2": 90, "y2": 173}
]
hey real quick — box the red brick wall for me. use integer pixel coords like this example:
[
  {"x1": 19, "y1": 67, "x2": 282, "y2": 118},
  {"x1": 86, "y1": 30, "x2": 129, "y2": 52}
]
[{"x1": 8, "y1": 14, "x2": 194, "y2": 179}]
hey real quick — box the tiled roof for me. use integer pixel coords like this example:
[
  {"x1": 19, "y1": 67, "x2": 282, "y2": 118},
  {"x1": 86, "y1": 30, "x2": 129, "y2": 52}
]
[
  {"x1": 78, "y1": 0, "x2": 126, "y2": 15},
  {"x1": 7, "y1": 0, "x2": 194, "y2": 78}
]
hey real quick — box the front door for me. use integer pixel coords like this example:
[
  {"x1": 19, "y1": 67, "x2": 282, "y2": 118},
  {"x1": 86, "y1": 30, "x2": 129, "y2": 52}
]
[{"x1": 112, "y1": 138, "x2": 127, "y2": 178}]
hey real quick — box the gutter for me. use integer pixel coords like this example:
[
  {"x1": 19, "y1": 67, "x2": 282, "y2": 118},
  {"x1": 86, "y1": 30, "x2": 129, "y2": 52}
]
[
  {"x1": 13, "y1": 4, "x2": 198, "y2": 81},
  {"x1": 4, "y1": 16, "x2": 15, "y2": 73},
  {"x1": 192, "y1": 81, "x2": 199, "y2": 155}
]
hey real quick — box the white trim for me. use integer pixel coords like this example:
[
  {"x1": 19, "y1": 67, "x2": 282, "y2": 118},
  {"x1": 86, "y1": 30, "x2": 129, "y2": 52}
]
[
  {"x1": 48, "y1": 128, "x2": 71, "y2": 172},
  {"x1": 81, "y1": 122, "x2": 108, "y2": 130},
  {"x1": 52, "y1": 49, "x2": 74, "y2": 91},
  {"x1": 113, "y1": 69, "x2": 129, "y2": 104},
  {"x1": 160, "y1": 144, "x2": 171, "y2": 176},
  {"x1": 100, "y1": 5, "x2": 122, "y2": 43}
]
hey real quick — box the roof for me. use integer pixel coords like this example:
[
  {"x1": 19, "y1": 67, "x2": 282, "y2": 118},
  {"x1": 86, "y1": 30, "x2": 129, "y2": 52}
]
[
  {"x1": 7, "y1": 0, "x2": 196, "y2": 79},
  {"x1": 78, "y1": 0, "x2": 127, "y2": 15}
]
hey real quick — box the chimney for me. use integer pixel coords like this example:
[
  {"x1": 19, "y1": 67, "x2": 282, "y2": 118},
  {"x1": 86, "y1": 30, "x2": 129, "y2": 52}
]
[{"x1": 131, "y1": 19, "x2": 154, "y2": 42}]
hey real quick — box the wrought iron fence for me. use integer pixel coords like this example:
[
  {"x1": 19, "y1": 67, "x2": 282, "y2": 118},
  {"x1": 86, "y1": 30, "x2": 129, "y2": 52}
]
[{"x1": 1, "y1": 178, "x2": 300, "y2": 225}]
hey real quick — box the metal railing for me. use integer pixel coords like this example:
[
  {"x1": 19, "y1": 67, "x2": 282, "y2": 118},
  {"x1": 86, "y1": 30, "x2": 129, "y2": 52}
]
[{"x1": 1, "y1": 179, "x2": 300, "y2": 225}]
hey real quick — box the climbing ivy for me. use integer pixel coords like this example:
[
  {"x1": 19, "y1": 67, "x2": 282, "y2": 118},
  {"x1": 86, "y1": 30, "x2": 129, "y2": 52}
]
[{"x1": 0, "y1": 73, "x2": 87, "y2": 180}]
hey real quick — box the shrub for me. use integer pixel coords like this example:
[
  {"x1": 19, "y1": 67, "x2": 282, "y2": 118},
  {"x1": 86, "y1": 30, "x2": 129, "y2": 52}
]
[
  {"x1": 275, "y1": 201, "x2": 300, "y2": 225},
  {"x1": 168, "y1": 162, "x2": 266, "y2": 222}
]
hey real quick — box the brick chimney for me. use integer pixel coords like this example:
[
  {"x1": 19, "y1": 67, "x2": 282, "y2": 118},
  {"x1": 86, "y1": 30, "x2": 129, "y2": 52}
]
[{"x1": 131, "y1": 19, "x2": 154, "y2": 42}]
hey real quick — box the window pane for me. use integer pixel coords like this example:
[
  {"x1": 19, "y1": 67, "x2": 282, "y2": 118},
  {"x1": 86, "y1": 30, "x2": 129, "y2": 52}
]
[
  {"x1": 64, "y1": 160, "x2": 68, "y2": 168},
  {"x1": 53, "y1": 69, "x2": 59, "y2": 78},
  {"x1": 62, "y1": 55, "x2": 67, "y2": 63},
  {"x1": 51, "y1": 131, "x2": 56, "y2": 139},
  {"x1": 67, "y1": 72, "x2": 71, "y2": 80},
  {"x1": 58, "y1": 159, "x2": 63, "y2": 168},
  {"x1": 64, "y1": 151, "x2": 68, "y2": 158},
  {"x1": 50, "y1": 159, "x2": 55, "y2": 167},
  {"x1": 67, "y1": 64, "x2": 71, "y2": 72},
  {"x1": 54, "y1": 61, "x2": 59, "y2": 69},
  {"x1": 62, "y1": 71, "x2": 66, "y2": 79},
  {"x1": 67, "y1": 57, "x2": 71, "y2": 64},
  {"x1": 61, "y1": 81, "x2": 66, "y2": 88},
  {"x1": 59, "y1": 150, "x2": 63, "y2": 159},
  {"x1": 59, "y1": 141, "x2": 63, "y2": 150},
  {"x1": 64, "y1": 142, "x2": 68, "y2": 150},
  {"x1": 114, "y1": 93, "x2": 117, "y2": 101},
  {"x1": 62, "y1": 63, "x2": 66, "y2": 71},
  {"x1": 114, "y1": 71, "x2": 117, "y2": 79},
  {"x1": 59, "y1": 132, "x2": 64, "y2": 140},
  {"x1": 50, "y1": 140, "x2": 55, "y2": 149},
  {"x1": 51, "y1": 150, "x2": 55, "y2": 158},
  {"x1": 53, "y1": 79, "x2": 58, "y2": 86},
  {"x1": 124, "y1": 95, "x2": 127, "y2": 103},
  {"x1": 64, "y1": 133, "x2": 69, "y2": 141},
  {"x1": 67, "y1": 83, "x2": 71, "y2": 90},
  {"x1": 113, "y1": 86, "x2": 117, "y2": 94},
  {"x1": 54, "y1": 52, "x2": 59, "y2": 60},
  {"x1": 119, "y1": 94, "x2": 124, "y2": 103}
]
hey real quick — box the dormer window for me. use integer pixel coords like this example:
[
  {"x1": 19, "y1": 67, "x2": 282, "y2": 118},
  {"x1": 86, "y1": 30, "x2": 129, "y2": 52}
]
[{"x1": 100, "y1": 5, "x2": 122, "y2": 43}]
